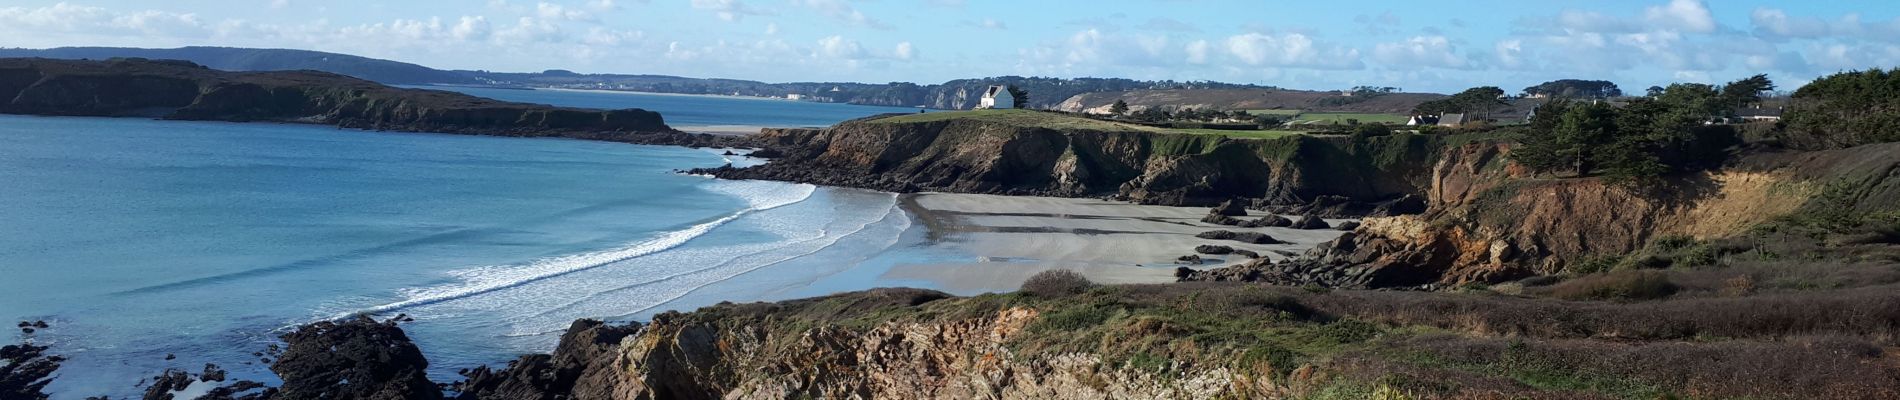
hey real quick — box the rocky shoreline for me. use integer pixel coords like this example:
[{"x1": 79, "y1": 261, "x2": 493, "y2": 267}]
[{"x1": 0, "y1": 58, "x2": 745, "y2": 149}]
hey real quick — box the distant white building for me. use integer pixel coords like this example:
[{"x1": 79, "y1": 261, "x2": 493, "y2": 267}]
[
  {"x1": 977, "y1": 85, "x2": 1015, "y2": 109},
  {"x1": 786, "y1": 94, "x2": 805, "y2": 101}
]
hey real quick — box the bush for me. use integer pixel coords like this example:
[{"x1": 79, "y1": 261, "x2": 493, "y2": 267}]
[
  {"x1": 1550, "y1": 271, "x2": 1679, "y2": 301},
  {"x1": 1021, "y1": 269, "x2": 1095, "y2": 297}
]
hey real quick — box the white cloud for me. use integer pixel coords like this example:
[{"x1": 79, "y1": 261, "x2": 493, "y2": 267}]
[
  {"x1": 536, "y1": 2, "x2": 595, "y2": 22},
  {"x1": 894, "y1": 41, "x2": 915, "y2": 60},
  {"x1": 1222, "y1": 32, "x2": 1363, "y2": 70},
  {"x1": 452, "y1": 16, "x2": 492, "y2": 41},
  {"x1": 817, "y1": 35, "x2": 864, "y2": 59},
  {"x1": 1643, "y1": 0, "x2": 1714, "y2": 33},
  {"x1": 1185, "y1": 39, "x2": 1210, "y2": 64},
  {"x1": 691, "y1": 0, "x2": 763, "y2": 22},
  {"x1": 1372, "y1": 36, "x2": 1471, "y2": 69},
  {"x1": 792, "y1": 0, "x2": 888, "y2": 30}
]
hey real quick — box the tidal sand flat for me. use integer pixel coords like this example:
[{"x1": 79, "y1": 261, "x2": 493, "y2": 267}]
[{"x1": 887, "y1": 193, "x2": 1351, "y2": 293}]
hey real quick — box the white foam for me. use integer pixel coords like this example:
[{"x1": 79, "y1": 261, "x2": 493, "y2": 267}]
[{"x1": 339, "y1": 182, "x2": 817, "y2": 318}]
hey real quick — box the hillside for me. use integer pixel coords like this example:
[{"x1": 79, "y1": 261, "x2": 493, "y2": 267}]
[
  {"x1": 0, "y1": 46, "x2": 475, "y2": 85},
  {"x1": 0, "y1": 58, "x2": 720, "y2": 145},
  {"x1": 695, "y1": 110, "x2": 1443, "y2": 207},
  {"x1": 1057, "y1": 88, "x2": 1447, "y2": 114}
]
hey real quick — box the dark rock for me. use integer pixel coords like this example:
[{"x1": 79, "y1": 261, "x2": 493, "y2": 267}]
[
  {"x1": 272, "y1": 316, "x2": 442, "y2": 400},
  {"x1": 142, "y1": 369, "x2": 195, "y2": 400},
  {"x1": 1195, "y1": 245, "x2": 1235, "y2": 255},
  {"x1": 452, "y1": 319, "x2": 643, "y2": 400},
  {"x1": 1175, "y1": 255, "x2": 1203, "y2": 264},
  {"x1": 1370, "y1": 194, "x2": 1428, "y2": 217},
  {"x1": 1236, "y1": 215, "x2": 1293, "y2": 228},
  {"x1": 721, "y1": 150, "x2": 736, "y2": 156},
  {"x1": 201, "y1": 363, "x2": 227, "y2": 382},
  {"x1": 2, "y1": 343, "x2": 63, "y2": 400},
  {"x1": 1174, "y1": 267, "x2": 1195, "y2": 279},
  {"x1": 1195, "y1": 231, "x2": 1238, "y2": 240},
  {"x1": 166, "y1": 353, "x2": 176, "y2": 360},
  {"x1": 1210, "y1": 199, "x2": 1249, "y2": 217},
  {"x1": 31, "y1": 321, "x2": 46, "y2": 329},
  {"x1": 14, "y1": 322, "x2": 25, "y2": 328},
  {"x1": 746, "y1": 148, "x2": 785, "y2": 158},
  {"x1": 19, "y1": 328, "x2": 30, "y2": 334},
  {"x1": 1335, "y1": 221, "x2": 1362, "y2": 231},
  {"x1": 1231, "y1": 232, "x2": 1283, "y2": 244},
  {"x1": 1233, "y1": 249, "x2": 1261, "y2": 259},
  {"x1": 1293, "y1": 215, "x2": 1331, "y2": 230},
  {"x1": 1200, "y1": 214, "x2": 1243, "y2": 226}
]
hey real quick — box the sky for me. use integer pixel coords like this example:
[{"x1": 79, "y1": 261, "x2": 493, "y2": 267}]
[{"x1": 3, "y1": 0, "x2": 1900, "y2": 93}]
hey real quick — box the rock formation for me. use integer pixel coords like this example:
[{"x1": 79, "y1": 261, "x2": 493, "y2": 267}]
[
  {"x1": 694, "y1": 113, "x2": 1444, "y2": 206},
  {"x1": 0, "y1": 58, "x2": 736, "y2": 147}
]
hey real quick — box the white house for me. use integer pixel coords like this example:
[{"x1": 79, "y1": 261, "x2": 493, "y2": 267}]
[{"x1": 977, "y1": 85, "x2": 1015, "y2": 109}]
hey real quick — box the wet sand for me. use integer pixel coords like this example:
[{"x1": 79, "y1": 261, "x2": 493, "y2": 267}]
[{"x1": 884, "y1": 193, "x2": 1352, "y2": 294}]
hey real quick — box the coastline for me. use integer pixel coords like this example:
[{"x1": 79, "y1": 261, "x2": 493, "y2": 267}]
[{"x1": 886, "y1": 192, "x2": 1352, "y2": 294}]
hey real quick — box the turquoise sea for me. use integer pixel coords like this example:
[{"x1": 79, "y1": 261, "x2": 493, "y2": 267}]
[{"x1": 0, "y1": 92, "x2": 954, "y2": 398}]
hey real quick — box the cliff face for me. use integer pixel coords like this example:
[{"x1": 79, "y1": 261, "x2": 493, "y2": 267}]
[
  {"x1": 0, "y1": 58, "x2": 722, "y2": 145},
  {"x1": 1187, "y1": 141, "x2": 1900, "y2": 288},
  {"x1": 704, "y1": 115, "x2": 1441, "y2": 207}
]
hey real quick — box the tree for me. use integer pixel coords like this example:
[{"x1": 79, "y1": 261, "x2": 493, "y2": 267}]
[
  {"x1": 1110, "y1": 99, "x2": 1130, "y2": 116},
  {"x1": 1646, "y1": 86, "x2": 1666, "y2": 97},
  {"x1": 1783, "y1": 68, "x2": 1900, "y2": 149},
  {"x1": 1414, "y1": 86, "x2": 1508, "y2": 115},
  {"x1": 1512, "y1": 81, "x2": 1744, "y2": 183},
  {"x1": 1719, "y1": 74, "x2": 1775, "y2": 108},
  {"x1": 1007, "y1": 86, "x2": 1029, "y2": 109},
  {"x1": 1524, "y1": 79, "x2": 1624, "y2": 98}
]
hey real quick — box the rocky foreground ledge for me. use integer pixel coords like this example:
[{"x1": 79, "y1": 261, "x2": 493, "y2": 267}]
[
  {"x1": 11, "y1": 282, "x2": 1900, "y2": 399},
  {"x1": 0, "y1": 58, "x2": 738, "y2": 147}
]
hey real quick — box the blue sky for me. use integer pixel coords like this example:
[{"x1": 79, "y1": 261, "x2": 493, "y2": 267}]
[{"x1": 3, "y1": 0, "x2": 1899, "y2": 93}]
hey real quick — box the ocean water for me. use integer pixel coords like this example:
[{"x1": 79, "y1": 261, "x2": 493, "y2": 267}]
[
  {"x1": 0, "y1": 109, "x2": 954, "y2": 398},
  {"x1": 414, "y1": 86, "x2": 923, "y2": 128}
]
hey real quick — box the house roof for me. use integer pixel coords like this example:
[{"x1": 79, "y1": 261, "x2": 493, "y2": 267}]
[
  {"x1": 1736, "y1": 107, "x2": 1784, "y2": 118},
  {"x1": 984, "y1": 85, "x2": 1007, "y2": 98}
]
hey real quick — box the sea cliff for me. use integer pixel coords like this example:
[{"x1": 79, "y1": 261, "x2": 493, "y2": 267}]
[
  {"x1": 698, "y1": 110, "x2": 1441, "y2": 208},
  {"x1": 0, "y1": 58, "x2": 730, "y2": 147}
]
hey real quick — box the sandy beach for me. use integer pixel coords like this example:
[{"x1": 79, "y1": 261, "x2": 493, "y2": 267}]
[
  {"x1": 884, "y1": 193, "x2": 1353, "y2": 294},
  {"x1": 677, "y1": 125, "x2": 769, "y2": 136}
]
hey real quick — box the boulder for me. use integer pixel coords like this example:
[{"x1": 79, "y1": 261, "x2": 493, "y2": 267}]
[
  {"x1": 1293, "y1": 215, "x2": 1331, "y2": 230},
  {"x1": 1335, "y1": 221, "x2": 1362, "y2": 231},
  {"x1": 1210, "y1": 199, "x2": 1249, "y2": 217},
  {"x1": 1231, "y1": 232, "x2": 1284, "y2": 244},
  {"x1": 1200, "y1": 214, "x2": 1243, "y2": 226},
  {"x1": 1237, "y1": 215, "x2": 1293, "y2": 228},
  {"x1": 1195, "y1": 231, "x2": 1238, "y2": 240},
  {"x1": 1195, "y1": 245, "x2": 1235, "y2": 255},
  {"x1": 1175, "y1": 255, "x2": 1203, "y2": 264},
  {"x1": 272, "y1": 317, "x2": 442, "y2": 400},
  {"x1": 1233, "y1": 249, "x2": 1262, "y2": 259}
]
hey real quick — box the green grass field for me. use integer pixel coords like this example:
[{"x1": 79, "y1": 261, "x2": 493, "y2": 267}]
[
  {"x1": 1293, "y1": 112, "x2": 1410, "y2": 124},
  {"x1": 1241, "y1": 109, "x2": 1303, "y2": 116},
  {"x1": 876, "y1": 109, "x2": 1308, "y2": 139}
]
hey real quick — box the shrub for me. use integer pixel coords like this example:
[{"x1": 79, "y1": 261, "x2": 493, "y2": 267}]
[
  {"x1": 1021, "y1": 269, "x2": 1095, "y2": 297},
  {"x1": 1549, "y1": 271, "x2": 1679, "y2": 301}
]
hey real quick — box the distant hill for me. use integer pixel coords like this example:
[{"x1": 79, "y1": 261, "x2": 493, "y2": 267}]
[
  {"x1": 1056, "y1": 88, "x2": 1448, "y2": 115},
  {"x1": 464, "y1": 71, "x2": 1277, "y2": 110},
  {"x1": 0, "y1": 46, "x2": 476, "y2": 85}
]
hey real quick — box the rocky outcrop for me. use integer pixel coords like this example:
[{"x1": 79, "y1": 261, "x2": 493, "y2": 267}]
[
  {"x1": 1, "y1": 342, "x2": 60, "y2": 400},
  {"x1": 698, "y1": 113, "x2": 1443, "y2": 207},
  {"x1": 452, "y1": 319, "x2": 641, "y2": 400},
  {"x1": 0, "y1": 58, "x2": 735, "y2": 147},
  {"x1": 272, "y1": 317, "x2": 440, "y2": 400},
  {"x1": 1185, "y1": 140, "x2": 1900, "y2": 289}
]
